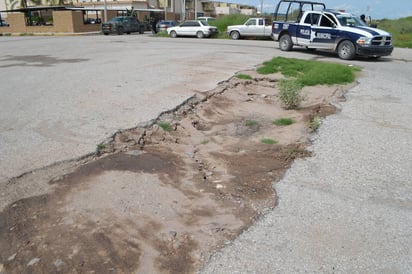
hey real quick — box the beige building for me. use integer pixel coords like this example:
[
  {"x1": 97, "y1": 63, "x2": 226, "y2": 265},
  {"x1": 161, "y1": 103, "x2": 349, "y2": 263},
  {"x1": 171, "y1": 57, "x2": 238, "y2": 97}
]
[{"x1": 0, "y1": 0, "x2": 256, "y2": 34}]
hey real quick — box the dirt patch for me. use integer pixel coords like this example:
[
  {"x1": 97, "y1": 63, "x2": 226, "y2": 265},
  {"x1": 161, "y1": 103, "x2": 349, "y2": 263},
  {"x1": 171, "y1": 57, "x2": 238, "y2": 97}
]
[{"x1": 0, "y1": 71, "x2": 350, "y2": 274}]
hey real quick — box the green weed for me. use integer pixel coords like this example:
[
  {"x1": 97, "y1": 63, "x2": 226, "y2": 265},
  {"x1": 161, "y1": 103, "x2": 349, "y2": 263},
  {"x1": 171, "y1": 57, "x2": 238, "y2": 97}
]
[
  {"x1": 273, "y1": 118, "x2": 294, "y2": 126},
  {"x1": 245, "y1": 120, "x2": 257, "y2": 126},
  {"x1": 236, "y1": 74, "x2": 253, "y2": 80},
  {"x1": 261, "y1": 138, "x2": 277, "y2": 145},
  {"x1": 96, "y1": 143, "x2": 106, "y2": 151},
  {"x1": 307, "y1": 117, "x2": 321, "y2": 132},
  {"x1": 158, "y1": 122, "x2": 172, "y2": 132}
]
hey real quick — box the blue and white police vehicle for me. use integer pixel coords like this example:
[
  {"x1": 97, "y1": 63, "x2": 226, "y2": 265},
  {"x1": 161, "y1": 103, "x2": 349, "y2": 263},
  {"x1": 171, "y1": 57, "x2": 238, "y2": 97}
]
[{"x1": 272, "y1": 0, "x2": 394, "y2": 59}]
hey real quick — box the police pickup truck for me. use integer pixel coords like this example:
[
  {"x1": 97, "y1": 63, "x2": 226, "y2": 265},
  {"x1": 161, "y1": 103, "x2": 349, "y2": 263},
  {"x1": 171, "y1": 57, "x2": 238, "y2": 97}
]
[{"x1": 272, "y1": 0, "x2": 393, "y2": 59}]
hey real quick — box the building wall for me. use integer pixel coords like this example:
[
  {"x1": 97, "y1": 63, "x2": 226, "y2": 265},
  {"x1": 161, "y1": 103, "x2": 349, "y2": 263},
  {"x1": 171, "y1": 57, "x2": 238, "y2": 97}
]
[{"x1": 0, "y1": 10, "x2": 101, "y2": 34}]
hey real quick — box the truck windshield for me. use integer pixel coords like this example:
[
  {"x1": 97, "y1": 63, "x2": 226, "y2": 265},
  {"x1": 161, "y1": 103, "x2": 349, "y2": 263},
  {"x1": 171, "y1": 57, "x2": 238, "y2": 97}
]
[{"x1": 337, "y1": 15, "x2": 367, "y2": 27}]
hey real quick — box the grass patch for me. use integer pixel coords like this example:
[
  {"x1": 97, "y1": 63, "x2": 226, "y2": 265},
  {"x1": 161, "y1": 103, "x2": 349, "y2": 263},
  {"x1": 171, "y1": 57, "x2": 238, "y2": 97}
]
[
  {"x1": 273, "y1": 118, "x2": 294, "y2": 126},
  {"x1": 245, "y1": 119, "x2": 257, "y2": 126},
  {"x1": 201, "y1": 139, "x2": 209, "y2": 145},
  {"x1": 376, "y1": 16, "x2": 412, "y2": 48},
  {"x1": 257, "y1": 57, "x2": 359, "y2": 86},
  {"x1": 236, "y1": 74, "x2": 253, "y2": 80},
  {"x1": 158, "y1": 122, "x2": 172, "y2": 132},
  {"x1": 156, "y1": 30, "x2": 169, "y2": 37},
  {"x1": 261, "y1": 138, "x2": 277, "y2": 145}
]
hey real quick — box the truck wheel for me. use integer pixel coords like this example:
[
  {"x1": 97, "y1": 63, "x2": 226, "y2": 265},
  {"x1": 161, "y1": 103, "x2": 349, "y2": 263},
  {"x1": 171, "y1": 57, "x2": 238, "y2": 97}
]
[
  {"x1": 117, "y1": 27, "x2": 124, "y2": 35},
  {"x1": 170, "y1": 31, "x2": 177, "y2": 38},
  {"x1": 338, "y1": 40, "x2": 356, "y2": 60},
  {"x1": 230, "y1": 31, "x2": 240, "y2": 40},
  {"x1": 139, "y1": 26, "x2": 144, "y2": 34},
  {"x1": 196, "y1": 31, "x2": 204, "y2": 38},
  {"x1": 279, "y1": 34, "x2": 293, "y2": 51}
]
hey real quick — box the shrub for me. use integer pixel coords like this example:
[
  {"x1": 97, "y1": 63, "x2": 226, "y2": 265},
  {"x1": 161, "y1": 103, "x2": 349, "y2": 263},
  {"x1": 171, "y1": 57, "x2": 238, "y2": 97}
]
[{"x1": 278, "y1": 79, "x2": 303, "y2": 109}]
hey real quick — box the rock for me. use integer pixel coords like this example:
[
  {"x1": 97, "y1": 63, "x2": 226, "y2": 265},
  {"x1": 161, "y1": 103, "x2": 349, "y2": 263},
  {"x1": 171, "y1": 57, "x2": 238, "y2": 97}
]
[
  {"x1": 7, "y1": 253, "x2": 17, "y2": 261},
  {"x1": 27, "y1": 258, "x2": 40, "y2": 266},
  {"x1": 54, "y1": 259, "x2": 64, "y2": 268},
  {"x1": 216, "y1": 184, "x2": 224, "y2": 189}
]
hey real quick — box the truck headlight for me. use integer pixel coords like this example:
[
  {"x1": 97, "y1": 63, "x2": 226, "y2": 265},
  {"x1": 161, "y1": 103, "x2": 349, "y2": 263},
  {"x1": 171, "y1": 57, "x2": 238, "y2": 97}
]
[{"x1": 356, "y1": 37, "x2": 372, "y2": 45}]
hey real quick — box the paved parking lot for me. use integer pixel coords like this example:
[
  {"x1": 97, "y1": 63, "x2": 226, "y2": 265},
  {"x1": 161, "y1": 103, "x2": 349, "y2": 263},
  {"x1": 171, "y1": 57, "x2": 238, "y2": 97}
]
[
  {"x1": 1, "y1": 34, "x2": 411, "y2": 272},
  {"x1": 0, "y1": 35, "x2": 277, "y2": 182}
]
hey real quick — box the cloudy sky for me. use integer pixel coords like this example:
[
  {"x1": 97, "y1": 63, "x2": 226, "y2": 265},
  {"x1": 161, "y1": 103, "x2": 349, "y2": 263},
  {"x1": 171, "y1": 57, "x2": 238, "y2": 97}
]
[{"x1": 239, "y1": 0, "x2": 412, "y2": 19}]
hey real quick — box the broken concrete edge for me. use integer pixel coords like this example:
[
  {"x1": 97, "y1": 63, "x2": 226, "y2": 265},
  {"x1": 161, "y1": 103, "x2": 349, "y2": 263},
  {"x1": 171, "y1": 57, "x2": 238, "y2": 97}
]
[
  {"x1": 4, "y1": 75, "x2": 245, "y2": 187},
  {"x1": 4, "y1": 72, "x2": 353, "y2": 192}
]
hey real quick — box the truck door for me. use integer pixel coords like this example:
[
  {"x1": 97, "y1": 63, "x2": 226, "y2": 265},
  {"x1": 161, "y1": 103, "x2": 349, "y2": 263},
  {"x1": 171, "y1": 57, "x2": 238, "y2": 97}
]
[
  {"x1": 296, "y1": 12, "x2": 320, "y2": 46},
  {"x1": 256, "y1": 18, "x2": 266, "y2": 35},
  {"x1": 310, "y1": 13, "x2": 339, "y2": 49},
  {"x1": 244, "y1": 19, "x2": 257, "y2": 35}
]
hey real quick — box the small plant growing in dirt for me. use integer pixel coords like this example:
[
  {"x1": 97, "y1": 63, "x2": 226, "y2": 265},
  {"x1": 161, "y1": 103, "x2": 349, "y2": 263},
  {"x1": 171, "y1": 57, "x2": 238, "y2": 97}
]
[
  {"x1": 273, "y1": 118, "x2": 294, "y2": 126},
  {"x1": 236, "y1": 74, "x2": 253, "y2": 80},
  {"x1": 261, "y1": 138, "x2": 277, "y2": 145},
  {"x1": 307, "y1": 116, "x2": 321, "y2": 132},
  {"x1": 245, "y1": 120, "x2": 257, "y2": 126},
  {"x1": 158, "y1": 122, "x2": 172, "y2": 132},
  {"x1": 96, "y1": 143, "x2": 106, "y2": 151},
  {"x1": 278, "y1": 79, "x2": 303, "y2": 109},
  {"x1": 201, "y1": 139, "x2": 209, "y2": 144},
  {"x1": 156, "y1": 31, "x2": 169, "y2": 37}
]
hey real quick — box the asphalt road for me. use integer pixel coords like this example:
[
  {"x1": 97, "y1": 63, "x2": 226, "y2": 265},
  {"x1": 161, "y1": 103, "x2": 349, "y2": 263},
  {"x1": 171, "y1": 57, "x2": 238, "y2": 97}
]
[
  {"x1": 0, "y1": 35, "x2": 277, "y2": 182},
  {"x1": 1, "y1": 35, "x2": 411, "y2": 273},
  {"x1": 200, "y1": 48, "x2": 412, "y2": 273}
]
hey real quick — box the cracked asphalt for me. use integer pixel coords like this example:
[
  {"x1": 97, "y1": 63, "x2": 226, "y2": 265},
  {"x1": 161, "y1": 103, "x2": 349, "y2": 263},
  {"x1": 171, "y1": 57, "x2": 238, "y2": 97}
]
[
  {"x1": 1, "y1": 35, "x2": 411, "y2": 273},
  {"x1": 200, "y1": 48, "x2": 412, "y2": 273}
]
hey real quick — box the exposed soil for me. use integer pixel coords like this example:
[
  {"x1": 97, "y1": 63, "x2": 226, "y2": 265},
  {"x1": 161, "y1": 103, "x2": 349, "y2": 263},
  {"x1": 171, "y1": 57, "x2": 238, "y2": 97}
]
[{"x1": 0, "y1": 70, "x2": 350, "y2": 274}]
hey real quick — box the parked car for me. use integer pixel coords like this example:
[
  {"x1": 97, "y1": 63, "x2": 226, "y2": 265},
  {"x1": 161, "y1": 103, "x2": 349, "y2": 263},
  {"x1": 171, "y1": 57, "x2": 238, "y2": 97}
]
[
  {"x1": 0, "y1": 19, "x2": 9, "y2": 27},
  {"x1": 155, "y1": 20, "x2": 179, "y2": 33},
  {"x1": 167, "y1": 20, "x2": 218, "y2": 38},
  {"x1": 102, "y1": 16, "x2": 145, "y2": 35},
  {"x1": 197, "y1": 16, "x2": 216, "y2": 22}
]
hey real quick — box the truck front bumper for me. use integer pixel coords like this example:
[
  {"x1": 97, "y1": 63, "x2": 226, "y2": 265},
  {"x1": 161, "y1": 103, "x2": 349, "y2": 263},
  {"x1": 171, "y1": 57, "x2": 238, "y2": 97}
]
[{"x1": 356, "y1": 45, "x2": 394, "y2": 57}]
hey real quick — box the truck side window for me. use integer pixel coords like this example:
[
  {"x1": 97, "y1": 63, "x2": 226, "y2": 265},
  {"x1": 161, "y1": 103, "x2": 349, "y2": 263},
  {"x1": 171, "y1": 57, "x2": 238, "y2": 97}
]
[
  {"x1": 258, "y1": 19, "x2": 264, "y2": 26},
  {"x1": 320, "y1": 15, "x2": 334, "y2": 27},
  {"x1": 304, "y1": 13, "x2": 319, "y2": 25},
  {"x1": 247, "y1": 19, "x2": 256, "y2": 26}
]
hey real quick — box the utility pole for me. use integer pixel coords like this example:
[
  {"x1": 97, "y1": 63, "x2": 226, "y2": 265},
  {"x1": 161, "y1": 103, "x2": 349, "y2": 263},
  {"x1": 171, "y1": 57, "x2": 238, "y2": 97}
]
[
  {"x1": 182, "y1": 0, "x2": 185, "y2": 20},
  {"x1": 104, "y1": 0, "x2": 107, "y2": 23}
]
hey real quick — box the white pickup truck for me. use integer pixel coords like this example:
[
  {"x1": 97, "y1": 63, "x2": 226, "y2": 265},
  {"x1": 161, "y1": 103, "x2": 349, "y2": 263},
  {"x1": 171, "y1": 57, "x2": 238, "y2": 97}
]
[
  {"x1": 226, "y1": 18, "x2": 273, "y2": 40},
  {"x1": 272, "y1": 0, "x2": 393, "y2": 59}
]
